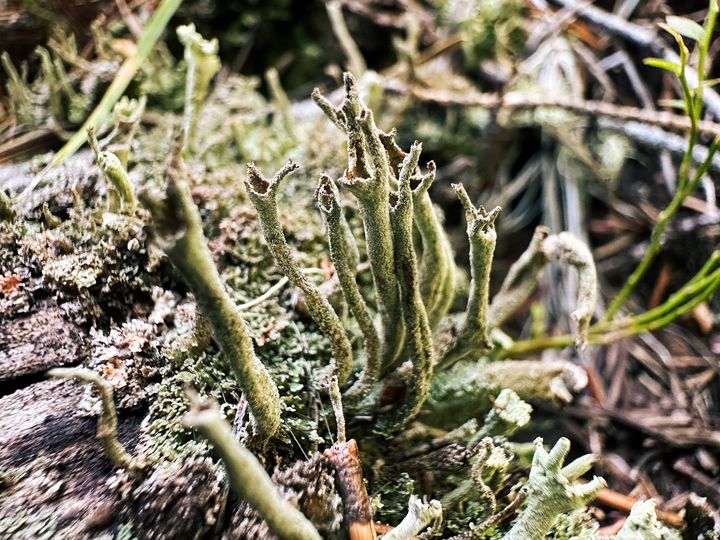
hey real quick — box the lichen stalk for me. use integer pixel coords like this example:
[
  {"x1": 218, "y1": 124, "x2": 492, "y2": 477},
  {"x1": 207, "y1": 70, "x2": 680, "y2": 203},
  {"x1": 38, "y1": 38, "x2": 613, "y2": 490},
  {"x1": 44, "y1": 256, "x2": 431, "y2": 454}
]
[
  {"x1": 316, "y1": 75, "x2": 406, "y2": 369},
  {"x1": 266, "y1": 67, "x2": 297, "y2": 141},
  {"x1": 325, "y1": 0, "x2": 366, "y2": 79},
  {"x1": 0, "y1": 190, "x2": 16, "y2": 222},
  {"x1": 486, "y1": 226, "x2": 597, "y2": 347},
  {"x1": 341, "y1": 74, "x2": 405, "y2": 367},
  {"x1": 541, "y1": 232, "x2": 598, "y2": 347},
  {"x1": 245, "y1": 161, "x2": 353, "y2": 384},
  {"x1": 616, "y1": 500, "x2": 675, "y2": 539},
  {"x1": 107, "y1": 95, "x2": 147, "y2": 167},
  {"x1": 502, "y1": 438, "x2": 605, "y2": 540},
  {"x1": 88, "y1": 126, "x2": 138, "y2": 214},
  {"x1": 48, "y1": 367, "x2": 144, "y2": 472},
  {"x1": 424, "y1": 359, "x2": 587, "y2": 430},
  {"x1": 474, "y1": 388, "x2": 532, "y2": 441},
  {"x1": 317, "y1": 174, "x2": 381, "y2": 397},
  {"x1": 380, "y1": 141, "x2": 435, "y2": 431},
  {"x1": 488, "y1": 226, "x2": 549, "y2": 329},
  {"x1": 439, "y1": 184, "x2": 500, "y2": 368},
  {"x1": 141, "y1": 148, "x2": 281, "y2": 444},
  {"x1": 177, "y1": 23, "x2": 221, "y2": 154},
  {"x1": 411, "y1": 162, "x2": 457, "y2": 329},
  {"x1": 328, "y1": 374, "x2": 347, "y2": 443},
  {"x1": 380, "y1": 495, "x2": 442, "y2": 540},
  {"x1": 183, "y1": 394, "x2": 321, "y2": 540}
]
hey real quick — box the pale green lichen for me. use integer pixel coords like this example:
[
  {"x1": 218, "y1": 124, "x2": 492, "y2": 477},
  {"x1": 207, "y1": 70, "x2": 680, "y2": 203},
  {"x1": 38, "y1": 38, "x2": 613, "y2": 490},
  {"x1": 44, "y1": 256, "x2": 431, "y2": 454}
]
[
  {"x1": 411, "y1": 161, "x2": 458, "y2": 329},
  {"x1": 424, "y1": 359, "x2": 587, "y2": 429},
  {"x1": 380, "y1": 495, "x2": 442, "y2": 540},
  {"x1": 88, "y1": 126, "x2": 138, "y2": 214},
  {"x1": 177, "y1": 23, "x2": 221, "y2": 154},
  {"x1": 141, "y1": 145, "x2": 281, "y2": 445},
  {"x1": 502, "y1": 438, "x2": 605, "y2": 540},
  {"x1": 245, "y1": 161, "x2": 354, "y2": 385},
  {"x1": 47, "y1": 367, "x2": 145, "y2": 472},
  {"x1": 487, "y1": 226, "x2": 597, "y2": 347},
  {"x1": 183, "y1": 392, "x2": 321, "y2": 540},
  {"x1": 106, "y1": 95, "x2": 147, "y2": 167},
  {"x1": 615, "y1": 500, "x2": 681, "y2": 540},
  {"x1": 474, "y1": 388, "x2": 532, "y2": 441}
]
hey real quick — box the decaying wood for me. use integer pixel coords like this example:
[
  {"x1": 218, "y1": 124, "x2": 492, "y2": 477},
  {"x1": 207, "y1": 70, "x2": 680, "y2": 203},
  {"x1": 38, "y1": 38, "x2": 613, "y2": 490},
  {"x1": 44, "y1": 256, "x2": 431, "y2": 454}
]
[
  {"x1": 0, "y1": 379, "x2": 137, "y2": 538},
  {"x1": 0, "y1": 303, "x2": 88, "y2": 383}
]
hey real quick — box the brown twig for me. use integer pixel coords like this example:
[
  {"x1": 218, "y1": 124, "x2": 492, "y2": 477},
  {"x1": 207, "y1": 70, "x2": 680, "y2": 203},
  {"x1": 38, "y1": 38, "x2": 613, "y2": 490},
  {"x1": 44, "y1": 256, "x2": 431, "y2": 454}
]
[
  {"x1": 593, "y1": 485, "x2": 684, "y2": 528},
  {"x1": 323, "y1": 440, "x2": 377, "y2": 540},
  {"x1": 408, "y1": 86, "x2": 720, "y2": 138}
]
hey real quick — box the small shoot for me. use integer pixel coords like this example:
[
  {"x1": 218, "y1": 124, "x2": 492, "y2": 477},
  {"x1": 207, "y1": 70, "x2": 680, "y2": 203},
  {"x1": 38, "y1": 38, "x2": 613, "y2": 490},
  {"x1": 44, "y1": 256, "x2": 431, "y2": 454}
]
[
  {"x1": 325, "y1": 0, "x2": 366, "y2": 79},
  {"x1": 608, "y1": 0, "x2": 720, "y2": 319},
  {"x1": 266, "y1": 67, "x2": 297, "y2": 141},
  {"x1": 48, "y1": 367, "x2": 144, "y2": 472},
  {"x1": 0, "y1": 190, "x2": 16, "y2": 222},
  {"x1": 486, "y1": 227, "x2": 598, "y2": 349},
  {"x1": 328, "y1": 374, "x2": 346, "y2": 443},
  {"x1": 1, "y1": 51, "x2": 35, "y2": 126},
  {"x1": 541, "y1": 232, "x2": 598, "y2": 348}
]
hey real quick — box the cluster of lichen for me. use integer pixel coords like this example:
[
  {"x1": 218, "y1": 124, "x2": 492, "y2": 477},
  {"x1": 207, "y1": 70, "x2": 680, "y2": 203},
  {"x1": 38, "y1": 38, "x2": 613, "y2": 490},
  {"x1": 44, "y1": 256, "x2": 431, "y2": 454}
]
[{"x1": 0, "y1": 17, "x2": 691, "y2": 540}]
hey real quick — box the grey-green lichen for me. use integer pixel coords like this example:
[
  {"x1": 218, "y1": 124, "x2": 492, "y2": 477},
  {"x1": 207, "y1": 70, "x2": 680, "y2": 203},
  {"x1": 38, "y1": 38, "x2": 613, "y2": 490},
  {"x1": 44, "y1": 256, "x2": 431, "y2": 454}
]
[
  {"x1": 183, "y1": 393, "x2": 321, "y2": 540},
  {"x1": 0, "y1": 14, "x2": 622, "y2": 533},
  {"x1": 474, "y1": 388, "x2": 532, "y2": 441},
  {"x1": 47, "y1": 367, "x2": 145, "y2": 472},
  {"x1": 141, "y1": 143, "x2": 281, "y2": 445},
  {"x1": 317, "y1": 175, "x2": 381, "y2": 399},
  {"x1": 314, "y1": 74, "x2": 406, "y2": 368},
  {"x1": 411, "y1": 161, "x2": 457, "y2": 330},
  {"x1": 502, "y1": 438, "x2": 605, "y2": 540},
  {"x1": 439, "y1": 183, "x2": 500, "y2": 368},
  {"x1": 245, "y1": 161, "x2": 354, "y2": 385}
]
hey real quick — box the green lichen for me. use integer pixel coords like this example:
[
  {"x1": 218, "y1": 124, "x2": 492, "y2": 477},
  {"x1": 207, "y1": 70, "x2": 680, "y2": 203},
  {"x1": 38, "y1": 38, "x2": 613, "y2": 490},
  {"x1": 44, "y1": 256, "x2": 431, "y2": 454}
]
[{"x1": 141, "y1": 146, "x2": 282, "y2": 445}]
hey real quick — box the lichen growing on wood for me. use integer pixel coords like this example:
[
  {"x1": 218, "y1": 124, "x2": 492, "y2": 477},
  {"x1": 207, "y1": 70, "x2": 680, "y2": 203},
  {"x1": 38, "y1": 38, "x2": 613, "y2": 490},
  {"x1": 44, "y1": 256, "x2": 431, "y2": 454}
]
[{"x1": 2, "y1": 6, "x2": 706, "y2": 536}]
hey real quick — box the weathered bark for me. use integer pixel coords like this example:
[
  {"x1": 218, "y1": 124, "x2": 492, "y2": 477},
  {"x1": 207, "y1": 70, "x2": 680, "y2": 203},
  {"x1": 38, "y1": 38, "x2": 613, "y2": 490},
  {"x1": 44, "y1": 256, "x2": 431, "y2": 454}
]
[
  {"x1": 0, "y1": 379, "x2": 138, "y2": 539},
  {"x1": 0, "y1": 303, "x2": 88, "y2": 383}
]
